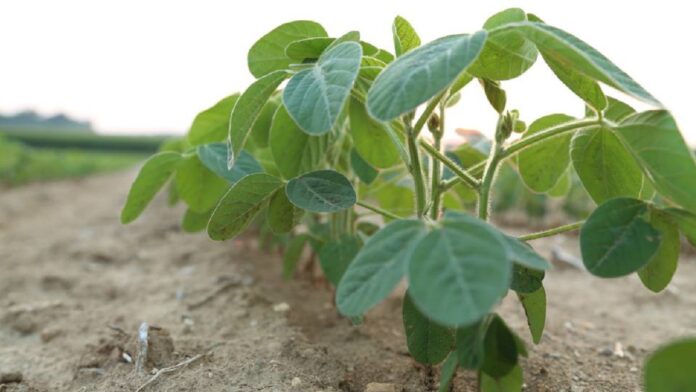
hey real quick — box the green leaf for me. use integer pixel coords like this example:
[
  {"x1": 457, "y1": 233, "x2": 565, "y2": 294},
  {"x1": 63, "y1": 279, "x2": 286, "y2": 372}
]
[
  {"x1": 602, "y1": 96, "x2": 636, "y2": 122},
  {"x1": 375, "y1": 181, "x2": 415, "y2": 218},
  {"x1": 547, "y1": 170, "x2": 571, "y2": 198},
  {"x1": 510, "y1": 265, "x2": 544, "y2": 294},
  {"x1": 408, "y1": 212, "x2": 511, "y2": 326},
  {"x1": 336, "y1": 219, "x2": 428, "y2": 317},
  {"x1": 456, "y1": 316, "x2": 491, "y2": 369},
  {"x1": 285, "y1": 37, "x2": 334, "y2": 60},
  {"x1": 392, "y1": 16, "x2": 421, "y2": 56},
  {"x1": 468, "y1": 8, "x2": 538, "y2": 81},
  {"x1": 247, "y1": 20, "x2": 327, "y2": 78},
  {"x1": 250, "y1": 97, "x2": 280, "y2": 148},
  {"x1": 282, "y1": 234, "x2": 310, "y2": 280},
  {"x1": 543, "y1": 50, "x2": 606, "y2": 111},
  {"x1": 438, "y1": 352, "x2": 459, "y2": 392},
  {"x1": 481, "y1": 364, "x2": 523, "y2": 392},
  {"x1": 638, "y1": 209, "x2": 680, "y2": 293},
  {"x1": 229, "y1": 70, "x2": 289, "y2": 164},
  {"x1": 267, "y1": 188, "x2": 303, "y2": 234},
  {"x1": 269, "y1": 105, "x2": 327, "y2": 180},
  {"x1": 367, "y1": 31, "x2": 487, "y2": 121},
  {"x1": 580, "y1": 197, "x2": 661, "y2": 277},
  {"x1": 207, "y1": 173, "x2": 283, "y2": 241},
  {"x1": 511, "y1": 22, "x2": 660, "y2": 106},
  {"x1": 197, "y1": 143, "x2": 263, "y2": 184},
  {"x1": 664, "y1": 208, "x2": 696, "y2": 246},
  {"x1": 481, "y1": 315, "x2": 519, "y2": 378},
  {"x1": 121, "y1": 152, "x2": 182, "y2": 224},
  {"x1": 175, "y1": 155, "x2": 229, "y2": 213},
  {"x1": 570, "y1": 127, "x2": 643, "y2": 204},
  {"x1": 480, "y1": 79, "x2": 507, "y2": 113},
  {"x1": 501, "y1": 235, "x2": 550, "y2": 270},
  {"x1": 326, "y1": 31, "x2": 361, "y2": 51},
  {"x1": 286, "y1": 170, "x2": 356, "y2": 213},
  {"x1": 518, "y1": 114, "x2": 574, "y2": 193},
  {"x1": 518, "y1": 287, "x2": 546, "y2": 344},
  {"x1": 283, "y1": 42, "x2": 362, "y2": 135},
  {"x1": 318, "y1": 235, "x2": 361, "y2": 286},
  {"x1": 645, "y1": 338, "x2": 696, "y2": 392},
  {"x1": 188, "y1": 94, "x2": 239, "y2": 145},
  {"x1": 616, "y1": 110, "x2": 696, "y2": 213},
  {"x1": 181, "y1": 208, "x2": 212, "y2": 233},
  {"x1": 349, "y1": 98, "x2": 400, "y2": 168},
  {"x1": 350, "y1": 149, "x2": 378, "y2": 185},
  {"x1": 402, "y1": 290, "x2": 454, "y2": 365}
]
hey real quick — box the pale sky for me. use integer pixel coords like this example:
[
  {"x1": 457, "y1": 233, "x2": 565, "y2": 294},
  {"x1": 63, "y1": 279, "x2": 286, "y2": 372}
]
[{"x1": 1, "y1": 0, "x2": 694, "y2": 144}]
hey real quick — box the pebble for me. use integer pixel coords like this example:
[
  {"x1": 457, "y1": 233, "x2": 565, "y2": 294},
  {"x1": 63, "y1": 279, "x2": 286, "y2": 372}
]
[
  {"x1": 365, "y1": 383, "x2": 400, "y2": 392},
  {"x1": 273, "y1": 302, "x2": 290, "y2": 312},
  {"x1": 291, "y1": 377, "x2": 302, "y2": 387},
  {"x1": 0, "y1": 372, "x2": 23, "y2": 384}
]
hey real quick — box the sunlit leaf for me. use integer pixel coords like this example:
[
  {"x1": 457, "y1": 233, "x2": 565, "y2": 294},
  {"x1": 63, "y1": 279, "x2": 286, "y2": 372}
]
[
  {"x1": 121, "y1": 152, "x2": 182, "y2": 224},
  {"x1": 286, "y1": 170, "x2": 356, "y2": 213},
  {"x1": 175, "y1": 155, "x2": 229, "y2": 213},
  {"x1": 188, "y1": 94, "x2": 239, "y2": 145},
  {"x1": 638, "y1": 209, "x2": 680, "y2": 292},
  {"x1": 392, "y1": 16, "x2": 421, "y2": 56}
]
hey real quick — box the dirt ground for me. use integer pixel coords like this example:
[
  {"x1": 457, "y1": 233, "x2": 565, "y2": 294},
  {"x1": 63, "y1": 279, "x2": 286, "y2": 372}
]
[{"x1": 1, "y1": 170, "x2": 695, "y2": 392}]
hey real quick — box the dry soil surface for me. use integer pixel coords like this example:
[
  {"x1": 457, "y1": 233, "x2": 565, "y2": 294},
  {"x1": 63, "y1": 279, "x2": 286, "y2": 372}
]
[{"x1": 1, "y1": 170, "x2": 695, "y2": 392}]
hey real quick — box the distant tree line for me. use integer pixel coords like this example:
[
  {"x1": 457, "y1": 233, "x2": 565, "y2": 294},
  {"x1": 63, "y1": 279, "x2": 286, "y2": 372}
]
[{"x1": 0, "y1": 110, "x2": 93, "y2": 132}]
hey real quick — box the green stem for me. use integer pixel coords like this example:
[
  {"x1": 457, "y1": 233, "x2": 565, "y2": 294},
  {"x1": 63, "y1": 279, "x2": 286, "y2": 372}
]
[
  {"x1": 429, "y1": 104, "x2": 445, "y2": 220},
  {"x1": 356, "y1": 200, "x2": 402, "y2": 220},
  {"x1": 406, "y1": 123, "x2": 428, "y2": 218},
  {"x1": 501, "y1": 118, "x2": 599, "y2": 159},
  {"x1": 477, "y1": 139, "x2": 503, "y2": 221},
  {"x1": 518, "y1": 220, "x2": 585, "y2": 241},
  {"x1": 419, "y1": 140, "x2": 480, "y2": 190}
]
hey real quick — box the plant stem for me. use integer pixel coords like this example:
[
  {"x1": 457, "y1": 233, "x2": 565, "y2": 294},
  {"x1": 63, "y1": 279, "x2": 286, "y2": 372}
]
[
  {"x1": 518, "y1": 220, "x2": 585, "y2": 241},
  {"x1": 413, "y1": 91, "x2": 446, "y2": 137},
  {"x1": 406, "y1": 122, "x2": 428, "y2": 218},
  {"x1": 477, "y1": 138, "x2": 503, "y2": 221},
  {"x1": 429, "y1": 103, "x2": 445, "y2": 220},
  {"x1": 501, "y1": 118, "x2": 599, "y2": 159},
  {"x1": 356, "y1": 200, "x2": 402, "y2": 220},
  {"x1": 419, "y1": 140, "x2": 480, "y2": 190}
]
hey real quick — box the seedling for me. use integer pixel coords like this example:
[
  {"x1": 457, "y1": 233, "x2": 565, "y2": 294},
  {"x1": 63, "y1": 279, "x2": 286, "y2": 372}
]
[{"x1": 122, "y1": 9, "x2": 696, "y2": 390}]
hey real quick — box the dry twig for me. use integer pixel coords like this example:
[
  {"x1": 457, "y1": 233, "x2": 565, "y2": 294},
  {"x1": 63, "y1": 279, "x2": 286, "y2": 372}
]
[{"x1": 134, "y1": 343, "x2": 222, "y2": 392}]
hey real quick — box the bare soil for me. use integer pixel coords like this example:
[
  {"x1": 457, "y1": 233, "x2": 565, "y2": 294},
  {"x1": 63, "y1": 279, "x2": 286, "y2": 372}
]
[{"x1": 1, "y1": 171, "x2": 695, "y2": 392}]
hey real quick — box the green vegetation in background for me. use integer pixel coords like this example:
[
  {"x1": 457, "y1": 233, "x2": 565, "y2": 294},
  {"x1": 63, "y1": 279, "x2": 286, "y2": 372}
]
[{"x1": 0, "y1": 127, "x2": 169, "y2": 153}]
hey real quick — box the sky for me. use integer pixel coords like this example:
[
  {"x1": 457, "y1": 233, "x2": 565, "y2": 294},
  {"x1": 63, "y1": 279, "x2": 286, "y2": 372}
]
[{"x1": 1, "y1": 0, "x2": 694, "y2": 144}]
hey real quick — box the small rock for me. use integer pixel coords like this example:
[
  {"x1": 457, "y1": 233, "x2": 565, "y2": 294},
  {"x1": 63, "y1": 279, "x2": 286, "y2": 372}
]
[
  {"x1": 0, "y1": 372, "x2": 23, "y2": 384},
  {"x1": 365, "y1": 383, "x2": 400, "y2": 392},
  {"x1": 291, "y1": 377, "x2": 302, "y2": 387},
  {"x1": 598, "y1": 347, "x2": 613, "y2": 356},
  {"x1": 629, "y1": 367, "x2": 638, "y2": 373},
  {"x1": 273, "y1": 302, "x2": 290, "y2": 312},
  {"x1": 613, "y1": 342, "x2": 625, "y2": 358},
  {"x1": 40, "y1": 327, "x2": 62, "y2": 343}
]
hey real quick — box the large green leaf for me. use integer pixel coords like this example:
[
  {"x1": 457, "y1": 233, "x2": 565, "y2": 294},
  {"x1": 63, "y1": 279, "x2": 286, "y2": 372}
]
[
  {"x1": 408, "y1": 212, "x2": 511, "y2": 326},
  {"x1": 580, "y1": 198, "x2": 661, "y2": 277},
  {"x1": 392, "y1": 16, "x2": 421, "y2": 56},
  {"x1": 481, "y1": 315, "x2": 520, "y2": 378},
  {"x1": 197, "y1": 143, "x2": 263, "y2": 184},
  {"x1": 543, "y1": 51, "x2": 606, "y2": 111},
  {"x1": 402, "y1": 290, "x2": 454, "y2": 365},
  {"x1": 456, "y1": 316, "x2": 491, "y2": 369},
  {"x1": 269, "y1": 105, "x2": 327, "y2": 180},
  {"x1": 207, "y1": 173, "x2": 283, "y2": 241},
  {"x1": 645, "y1": 338, "x2": 696, "y2": 392},
  {"x1": 121, "y1": 152, "x2": 182, "y2": 224},
  {"x1": 616, "y1": 110, "x2": 696, "y2": 213},
  {"x1": 250, "y1": 97, "x2": 280, "y2": 148},
  {"x1": 638, "y1": 209, "x2": 680, "y2": 293},
  {"x1": 480, "y1": 364, "x2": 523, "y2": 392},
  {"x1": 229, "y1": 70, "x2": 289, "y2": 164},
  {"x1": 286, "y1": 170, "x2": 356, "y2": 213},
  {"x1": 518, "y1": 114, "x2": 575, "y2": 193},
  {"x1": 501, "y1": 235, "x2": 550, "y2": 270},
  {"x1": 509, "y1": 22, "x2": 660, "y2": 106},
  {"x1": 181, "y1": 208, "x2": 212, "y2": 233},
  {"x1": 247, "y1": 20, "x2": 327, "y2": 78},
  {"x1": 266, "y1": 188, "x2": 303, "y2": 234},
  {"x1": 570, "y1": 127, "x2": 643, "y2": 204},
  {"x1": 367, "y1": 31, "x2": 487, "y2": 121},
  {"x1": 349, "y1": 98, "x2": 400, "y2": 168},
  {"x1": 468, "y1": 8, "x2": 538, "y2": 81},
  {"x1": 318, "y1": 235, "x2": 362, "y2": 286},
  {"x1": 510, "y1": 265, "x2": 544, "y2": 294},
  {"x1": 518, "y1": 287, "x2": 546, "y2": 344},
  {"x1": 175, "y1": 155, "x2": 229, "y2": 213},
  {"x1": 285, "y1": 37, "x2": 334, "y2": 60},
  {"x1": 283, "y1": 42, "x2": 362, "y2": 135},
  {"x1": 336, "y1": 219, "x2": 428, "y2": 317},
  {"x1": 188, "y1": 94, "x2": 239, "y2": 145}
]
